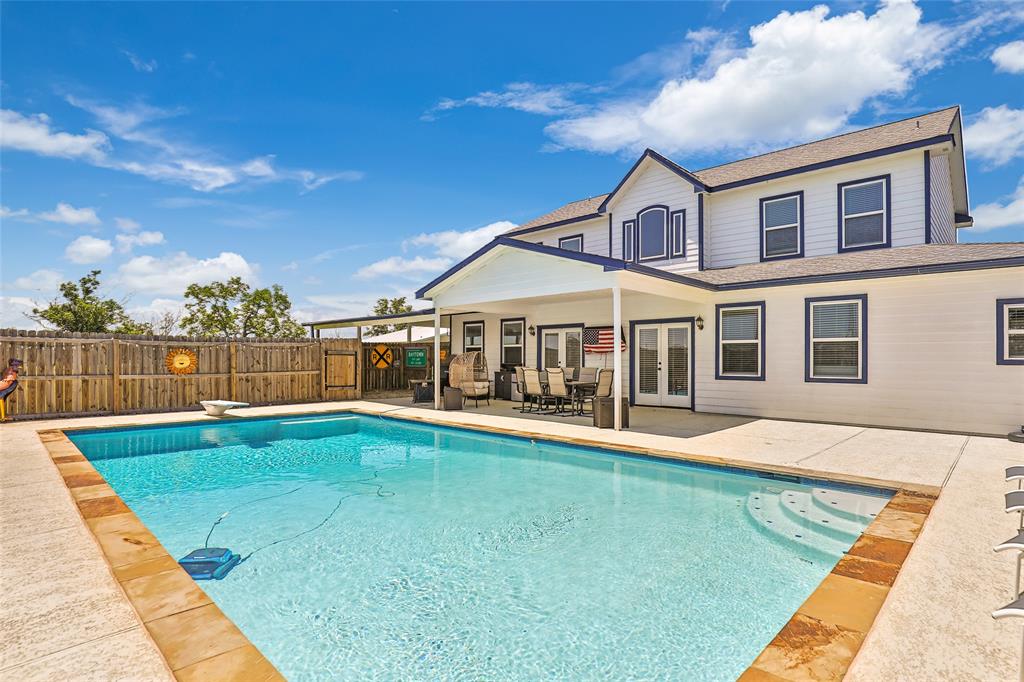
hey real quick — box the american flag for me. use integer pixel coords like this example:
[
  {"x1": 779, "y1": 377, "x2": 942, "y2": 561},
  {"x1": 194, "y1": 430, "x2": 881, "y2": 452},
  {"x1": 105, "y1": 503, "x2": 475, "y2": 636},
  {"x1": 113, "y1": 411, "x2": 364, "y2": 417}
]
[{"x1": 583, "y1": 326, "x2": 626, "y2": 354}]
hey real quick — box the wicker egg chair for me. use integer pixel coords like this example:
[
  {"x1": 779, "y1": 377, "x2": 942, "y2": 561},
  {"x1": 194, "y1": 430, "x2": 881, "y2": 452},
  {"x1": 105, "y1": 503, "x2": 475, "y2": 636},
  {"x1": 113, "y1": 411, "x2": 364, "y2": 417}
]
[{"x1": 448, "y1": 351, "x2": 490, "y2": 406}]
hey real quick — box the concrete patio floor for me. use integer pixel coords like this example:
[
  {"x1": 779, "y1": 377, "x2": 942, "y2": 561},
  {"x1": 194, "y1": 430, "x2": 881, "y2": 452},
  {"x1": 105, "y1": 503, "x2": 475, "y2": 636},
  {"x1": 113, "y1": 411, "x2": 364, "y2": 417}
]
[{"x1": 2, "y1": 399, "x2": 1022, "y2": 680}]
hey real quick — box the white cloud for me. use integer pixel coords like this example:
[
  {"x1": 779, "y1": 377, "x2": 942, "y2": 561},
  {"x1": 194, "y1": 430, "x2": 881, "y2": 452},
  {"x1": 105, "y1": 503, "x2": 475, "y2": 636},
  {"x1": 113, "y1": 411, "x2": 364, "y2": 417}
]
[
  {"x1": 282, "y1": 261, "x2": 299, "y2": 271},
  {"x1": 404, "y1": 220, "x2": 516, "y2": 260},
  {"x1": 117, "y1": 251, "x2": 256, "y2": 295},
  {"x1": 354, "y1": 220, "x2": 515, "y2": 281},
  {"x1": 0, "y1": 205, "x2": 30, "y2": 219},
  {"x1": 115, "y1": 217, "x2": 141, "y2": 232},
  {"x1": 354, "y1": 256, "x2": 452, "y2": 280},
  {"x1": 546, "y1": 1, "x2": 955, "y2": 155},
  {"x1": 0, "y1": 109, "x2": 109, "y2": 162},
  {"x1": 122, "y1": 49, "x2": 157, "y2": 73},
  {"x1": 0, "y1": 296, "x2": 39, "y2": 329},
  {"x1": 972, "y1": 178, "x2": 1024, "y2": 232},
  {"x1": 11, "y1": 269, "x2": 64, "y2": 293},
  {"x1": 39, "y1": 202, "x2": 101, "y2": 226},
  {"x1": 115, "y1": 230, "x2": 165, "y2": 253},
  {"x1": 65, "y1": 235, "x2": 114, "y2": 264},
  {"x1": 992, "y1": 40, "x2": 1024, "y2": 74},
  {"x1": 425, "y1": 83, "x2": 589, "y2": 120},
  {"x1": 965, "y1": 105, "x2": 1024, "y2": 167}
]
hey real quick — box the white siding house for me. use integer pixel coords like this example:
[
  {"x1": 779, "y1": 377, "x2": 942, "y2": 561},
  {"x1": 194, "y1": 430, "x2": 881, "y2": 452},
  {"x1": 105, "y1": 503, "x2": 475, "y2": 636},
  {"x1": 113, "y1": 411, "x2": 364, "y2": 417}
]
[{"x1": 397, "y1": 106, "x2": 1024, "y2": 435}]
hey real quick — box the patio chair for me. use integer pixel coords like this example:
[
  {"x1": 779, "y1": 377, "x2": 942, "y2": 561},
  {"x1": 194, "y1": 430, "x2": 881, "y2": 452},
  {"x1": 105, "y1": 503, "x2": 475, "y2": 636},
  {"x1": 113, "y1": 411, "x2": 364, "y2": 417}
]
[
  {"x1": 543, "y1": 368, "x2": 571, "y2": 414},
  {"x1": 577, "y1": 367, "x2": 598, "y2": 383},
  {"x1": 579, "y1": 368, "x2": 613, "y2": 415},
  {"x1": 522, "y1": 368, "x2": 544, "y2": 413},
  {"x1": 514, "y1": 366, "x2": 529, "y2": 412}
]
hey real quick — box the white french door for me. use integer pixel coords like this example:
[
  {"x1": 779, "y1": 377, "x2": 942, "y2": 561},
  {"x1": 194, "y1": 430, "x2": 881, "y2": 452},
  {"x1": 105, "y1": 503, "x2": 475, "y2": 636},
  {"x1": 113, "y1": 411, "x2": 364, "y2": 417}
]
[
  {"x1": 633, "y1": 322, "x2": 692, "y2": 408},
  {"x1": 541, "y1": 328, "x2": 583, "y2": 372}
]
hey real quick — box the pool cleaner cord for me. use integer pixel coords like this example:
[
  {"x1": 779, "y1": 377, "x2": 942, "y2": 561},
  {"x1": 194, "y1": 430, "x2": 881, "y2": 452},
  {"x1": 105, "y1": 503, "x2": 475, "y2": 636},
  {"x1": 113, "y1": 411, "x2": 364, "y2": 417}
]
[{"x1": 202, "y1": 468, "x2": 397, "y2": 563}]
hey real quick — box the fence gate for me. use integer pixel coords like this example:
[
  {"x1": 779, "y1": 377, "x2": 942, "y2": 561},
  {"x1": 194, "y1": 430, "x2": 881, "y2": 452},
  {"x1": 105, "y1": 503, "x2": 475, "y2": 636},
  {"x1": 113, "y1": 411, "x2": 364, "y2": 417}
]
[{"x1": 322, "y1": 339, "x2": 361, "y2": 401}]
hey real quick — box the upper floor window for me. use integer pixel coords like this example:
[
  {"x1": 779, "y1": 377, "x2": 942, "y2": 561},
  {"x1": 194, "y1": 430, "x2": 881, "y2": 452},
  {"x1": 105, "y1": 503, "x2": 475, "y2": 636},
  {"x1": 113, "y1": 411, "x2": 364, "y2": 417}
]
[
  {"x1": 760, "y1": 192, "x2": 802, "y2": 260},
  {"x1": 839, "y1": 176, "x2": 889, "y2": 252},
  {"x1": 501, "y1": 318, "x2": 525, "y2": 366},
  {"x1": 997, "y1": 298, "x2": 1024, "y2": 365},
  {"x1": 463, "y1": 321, "x2": 484, "y2": 353},
  {"x1": 558, "y1": 235, "x2": 583, "y2": 252},
  {"x1": 670, "y1": 210, "x2": 686, "y2": 258},
  {"x1": 637, "y1": 206, "x2": 668, "y2": 262},
  {"x1": 716, "y1": 302, "x2": 765, "y2": 380},
  {"x1": 805, "y1": 295, "x2": 867, "y2": 383},
  {"x1": 622, "y1": 220, "x2": 636, "y2": 261}
]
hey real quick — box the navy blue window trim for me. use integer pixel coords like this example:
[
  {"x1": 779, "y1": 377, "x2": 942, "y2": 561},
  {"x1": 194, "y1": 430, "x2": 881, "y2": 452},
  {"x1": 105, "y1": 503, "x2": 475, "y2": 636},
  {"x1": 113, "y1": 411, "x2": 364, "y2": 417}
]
[
  {"x1": 759, "y1": 191, "x2": 804, "y2": 262},
  {"x1": 558, "y1": 234, "x2": 584, "y2": 252},
  {"x1": 924, "y1": 150, "x2": 932, "y2": 244},
  {"x1": 607, "y1": 213, "x2": 613, "y2": 258},
  {"x1": 670, "y1": 209, "x2": 686, "y2": 258},
  {"x1": 996, "y1": 298, "x2": 1024, "y2": 366},
  {"x1": 715, "y1": 302, "x2": 766, "y2": 381},
  {"x1": 804, "y1": 294, "x2": 868, "y2": 384},
  {"x1": 534, "y1": 323, "x2": 585, "y2": 368},
  {"x1": 622, "y1": 220, "x2": 636, "y2": 261},
  {"x1": 636, "y1": 205, "x2": 670, "y2": 262},
  {"x1": 697, "y1": 194, "x2": 705, "y2": 270},
  {"x1": 837, "y1": 175, "x2": 891, "y2": 253},
  {"x1": 462, "y1": 320, "x2": 485, "y2": 353},
  {"x1": 499, "y1": 317, "x2": 526, "y2": 366},
  {"x1": 628, "y1": 317, "x2": 696, "y2": 408}
]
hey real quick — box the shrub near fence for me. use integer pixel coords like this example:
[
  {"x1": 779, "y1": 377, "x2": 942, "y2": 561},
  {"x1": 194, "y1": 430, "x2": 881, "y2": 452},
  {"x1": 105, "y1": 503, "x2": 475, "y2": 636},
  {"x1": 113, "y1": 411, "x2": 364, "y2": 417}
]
[{"x1": 0, "y1": 329, "x2": 361, "y2": 420}]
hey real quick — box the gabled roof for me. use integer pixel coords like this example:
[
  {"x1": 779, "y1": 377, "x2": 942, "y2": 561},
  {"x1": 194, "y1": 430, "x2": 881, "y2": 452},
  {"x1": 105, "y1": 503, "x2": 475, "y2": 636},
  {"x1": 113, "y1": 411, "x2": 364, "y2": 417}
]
[
  {"x1": 692, "y1": 106, "x2": 960, "y2": 190},
  {"x1": 417, "y1": 238, "x2": 1024, "y2": 299},
  {"x1": 510, "y1": 106, "x2": 961, "y2": 233}
]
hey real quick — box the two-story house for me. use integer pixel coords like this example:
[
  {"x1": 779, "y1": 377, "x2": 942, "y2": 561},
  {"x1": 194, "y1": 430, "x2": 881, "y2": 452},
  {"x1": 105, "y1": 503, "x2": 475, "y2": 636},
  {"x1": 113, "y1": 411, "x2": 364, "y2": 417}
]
[{"x1": 409, "y1": 106, "x2": 1023, "y2": 435}]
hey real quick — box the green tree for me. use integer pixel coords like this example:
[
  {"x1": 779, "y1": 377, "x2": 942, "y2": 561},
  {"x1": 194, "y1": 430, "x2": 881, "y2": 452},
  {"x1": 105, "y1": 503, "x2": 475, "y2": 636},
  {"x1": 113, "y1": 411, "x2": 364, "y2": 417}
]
[
  {"x1": 29, "y1": 270, "x2": 150, "y2": 334},
  {"x1": 368, "y1": 296, "x2": 412, "y2": 335},
  {"x1": 180, "y1": 277, "x2": 306, "y2": 338}
]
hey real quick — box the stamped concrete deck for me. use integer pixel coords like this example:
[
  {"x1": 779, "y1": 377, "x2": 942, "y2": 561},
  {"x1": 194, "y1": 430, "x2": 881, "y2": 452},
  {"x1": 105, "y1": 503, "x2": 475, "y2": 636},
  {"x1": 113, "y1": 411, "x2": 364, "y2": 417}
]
[{"x1": 2, "y1": 400, "x2": 1021, "y2": 680}]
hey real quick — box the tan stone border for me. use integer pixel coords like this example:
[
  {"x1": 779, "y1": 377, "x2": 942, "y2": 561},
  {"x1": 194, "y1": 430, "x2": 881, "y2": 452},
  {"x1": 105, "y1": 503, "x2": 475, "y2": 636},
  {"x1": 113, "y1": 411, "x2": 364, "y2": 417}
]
[
  {"x1": 37, "y1": 429, "x2": 284, "y2": 682},
  {"x1": 42, "y1": 407, "x2": 939, "y2": 681}
]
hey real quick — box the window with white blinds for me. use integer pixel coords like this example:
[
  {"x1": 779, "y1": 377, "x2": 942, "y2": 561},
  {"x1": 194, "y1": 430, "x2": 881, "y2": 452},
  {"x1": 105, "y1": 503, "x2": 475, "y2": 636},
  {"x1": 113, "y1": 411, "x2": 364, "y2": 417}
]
[
  {"x1": 501, "y1": 320, "x2": 524, "y2": 366},
  {"x1": 761, "y1": 194, "x2": 801, "y2": 259},
  {"x1": 717, "y1": 302, "x2": 764, "y2": 380},
  {"x1": 807, "y1": 297, "x2": 866, "y2": 381},
  {"x1": 464, "y1": 322, "x2": 484, "y2": 353},
  {"x1": 558, "y1": 235, "x2": 583, "y2": 252},
  {"x1": 998, "y1": 300, "x2": 1024, "y2": 365},
  {"x1": 840, "y1": 178, "x2": 887, "y2": 250}
]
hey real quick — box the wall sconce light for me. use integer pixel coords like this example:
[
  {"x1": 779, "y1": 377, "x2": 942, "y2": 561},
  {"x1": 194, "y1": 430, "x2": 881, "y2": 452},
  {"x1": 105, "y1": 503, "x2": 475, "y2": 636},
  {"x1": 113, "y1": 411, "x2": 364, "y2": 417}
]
[
  {"x1": 695, "y1": 316, "x2": 704, "y2": 331},
  {"x1": 528, "y1": 325, "x2": 536, "y2": 336}
]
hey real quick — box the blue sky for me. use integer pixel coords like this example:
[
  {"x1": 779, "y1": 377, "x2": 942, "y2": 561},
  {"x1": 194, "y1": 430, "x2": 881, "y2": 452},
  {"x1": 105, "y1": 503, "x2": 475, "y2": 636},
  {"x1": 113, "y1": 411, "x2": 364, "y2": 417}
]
[{"x1": 2, "y1": 1, "x2": 1023, "y2": 329}]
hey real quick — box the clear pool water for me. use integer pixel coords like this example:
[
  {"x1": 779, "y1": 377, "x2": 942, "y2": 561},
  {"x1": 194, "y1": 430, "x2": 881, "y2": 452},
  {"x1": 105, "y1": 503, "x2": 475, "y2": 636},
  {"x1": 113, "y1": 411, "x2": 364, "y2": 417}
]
[{"x1": 70, "y1": 413, "x2": 889, "y2": 681}]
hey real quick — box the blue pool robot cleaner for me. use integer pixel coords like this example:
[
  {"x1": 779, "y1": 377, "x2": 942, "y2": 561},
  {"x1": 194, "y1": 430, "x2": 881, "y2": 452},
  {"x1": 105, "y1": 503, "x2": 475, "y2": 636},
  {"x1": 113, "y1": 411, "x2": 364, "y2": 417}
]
[{"x1": 178, "y1": 546, "x2": 241, "y2": 580}]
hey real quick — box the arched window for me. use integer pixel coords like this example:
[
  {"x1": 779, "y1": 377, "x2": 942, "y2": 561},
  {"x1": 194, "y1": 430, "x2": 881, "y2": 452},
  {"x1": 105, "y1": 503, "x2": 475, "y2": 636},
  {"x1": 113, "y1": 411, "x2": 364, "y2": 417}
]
[{"x1": 637, "y1": 206, "x2": 668, "y2": 261}]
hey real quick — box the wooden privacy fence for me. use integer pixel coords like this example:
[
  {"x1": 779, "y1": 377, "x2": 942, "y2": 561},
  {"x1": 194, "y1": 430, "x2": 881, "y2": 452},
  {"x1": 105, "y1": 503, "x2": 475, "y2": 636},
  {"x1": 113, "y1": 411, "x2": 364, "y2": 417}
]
[
  {"x1": 0, "y1": 329, "x2": 361, "y2": 420},
  {"x1": 362, "y1": 341, "x2": 441, "y2": 394}
]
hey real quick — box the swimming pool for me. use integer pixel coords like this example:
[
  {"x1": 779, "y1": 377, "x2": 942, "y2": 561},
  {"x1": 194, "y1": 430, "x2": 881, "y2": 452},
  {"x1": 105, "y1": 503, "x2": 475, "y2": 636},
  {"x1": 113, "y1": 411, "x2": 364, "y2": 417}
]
[{"x1": 69, "y1": 413, "x2": 890, "y2": 681}]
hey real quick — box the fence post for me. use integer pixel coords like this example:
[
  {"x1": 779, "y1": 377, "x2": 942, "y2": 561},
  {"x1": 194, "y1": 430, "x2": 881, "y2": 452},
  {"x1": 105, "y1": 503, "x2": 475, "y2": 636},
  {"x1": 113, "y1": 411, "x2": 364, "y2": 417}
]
[
  {"x1": 318, "y1": 341, "x2": 326, "y2": 401},
  {"x1": 111, "y1": 338, "x2": 121, "y2": 415},
  {"x1": 229, "y1": 341, "x2": 238, "y2": 401}
]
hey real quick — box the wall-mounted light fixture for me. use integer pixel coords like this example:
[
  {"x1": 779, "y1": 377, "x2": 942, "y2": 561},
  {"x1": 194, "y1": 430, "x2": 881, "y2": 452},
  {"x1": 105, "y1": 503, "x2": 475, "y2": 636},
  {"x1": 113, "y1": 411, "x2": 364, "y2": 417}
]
[
  {"x1": 695, "y1": 315, "x2": 704, "y2": 331},
  {"x1": 528, "y1": 325, "x2": 536, "y2": 336}
]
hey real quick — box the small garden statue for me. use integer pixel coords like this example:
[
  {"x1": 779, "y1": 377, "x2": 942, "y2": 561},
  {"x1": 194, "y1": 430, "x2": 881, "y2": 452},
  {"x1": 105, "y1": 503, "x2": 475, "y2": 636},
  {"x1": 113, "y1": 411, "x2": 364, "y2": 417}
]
[{"x1": 0, "y1": 358, "x2": 23, "y2": 422}]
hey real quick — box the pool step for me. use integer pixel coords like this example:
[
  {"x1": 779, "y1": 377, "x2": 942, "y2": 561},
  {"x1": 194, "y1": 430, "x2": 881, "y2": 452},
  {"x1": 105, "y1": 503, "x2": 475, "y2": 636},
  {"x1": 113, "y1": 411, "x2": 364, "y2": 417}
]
[
  {"x1": 810, "y1": 488, "x2": 888, "y2": 522},
  {"x1": 745, "y1": 492, "x2": 852, "y2": 558},
  {"x1": 777, "y1": 490, "x2": 863, "y2": 542}
]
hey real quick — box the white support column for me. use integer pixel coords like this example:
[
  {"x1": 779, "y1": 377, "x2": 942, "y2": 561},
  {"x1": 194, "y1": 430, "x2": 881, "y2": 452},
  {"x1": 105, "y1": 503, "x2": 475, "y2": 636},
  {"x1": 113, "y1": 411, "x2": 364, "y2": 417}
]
[
  {"x1": 434, "y1": 310, "x2": 442, "y2": 409},
  {"x1": 612, "y1": 285, "x2": 623, "y2": 431},
  {"x1": 407, "y1": 325, "x2": 413, "y2": 343}
]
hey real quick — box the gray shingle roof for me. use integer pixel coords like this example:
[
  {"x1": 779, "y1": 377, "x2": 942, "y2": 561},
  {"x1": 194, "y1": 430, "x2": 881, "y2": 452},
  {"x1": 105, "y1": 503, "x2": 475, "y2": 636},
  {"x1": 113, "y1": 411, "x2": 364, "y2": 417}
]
[
  {"x1": 510, "y1": 107, "x2": 960, "y2": 233},
  {"x1": 686, "y1": 243, "x2": 1024, "y2": 287}
]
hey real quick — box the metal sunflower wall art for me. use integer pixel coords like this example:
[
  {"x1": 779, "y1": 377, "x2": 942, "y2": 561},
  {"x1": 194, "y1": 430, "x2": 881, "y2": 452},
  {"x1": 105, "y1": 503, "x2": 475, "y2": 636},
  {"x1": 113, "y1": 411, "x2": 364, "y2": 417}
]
[{"x1": 165, "y1": 348, "x2": 198, "y2": 375}]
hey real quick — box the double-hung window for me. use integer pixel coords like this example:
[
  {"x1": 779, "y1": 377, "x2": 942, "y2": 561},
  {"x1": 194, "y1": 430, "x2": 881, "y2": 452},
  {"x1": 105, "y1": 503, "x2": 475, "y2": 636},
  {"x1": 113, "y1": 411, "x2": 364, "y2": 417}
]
[
  {"x1": 622, "y1": 220, "x2": 636, "y2": 261},
  {"x1": 760, "y1": 192, "x2": 802, "y2": 260},
  {"x1": 805, "y1": 295, "x2": 867, "y2": 382},
  {"x1": 997, "y1": 298, "x2": 1024, "y2": 365},
  {"x1": 500, "y1": 319, "x2": 525, "y2": 366},
  {"x1": 463, "y1": 321, "x2": 484, "y2": 353},
  {"x1": 716, "y1": 302, "x2": 765, "y2": 380},
  {"x1": 839, "y1": 176, "x2": 889, "y2": 251},
  {"x1": 558, "y1": 235, "x2": 583, "y2": 252},
  {"x1": 670, "y1": 209, "x2": 686, "y2": 257},
  {"x1": 637, "y1": 206, "x2": 668, "y2": 262}
]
